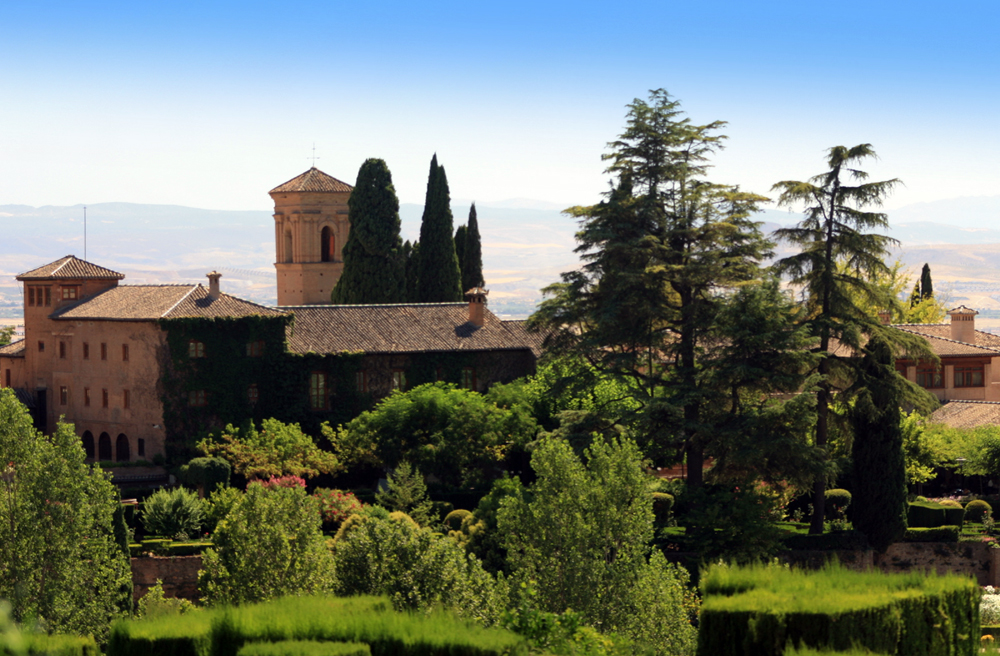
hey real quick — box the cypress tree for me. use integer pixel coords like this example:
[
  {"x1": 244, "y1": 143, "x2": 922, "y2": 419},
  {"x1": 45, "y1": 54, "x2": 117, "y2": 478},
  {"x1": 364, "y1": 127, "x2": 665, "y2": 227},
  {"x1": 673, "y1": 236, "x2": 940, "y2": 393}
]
[
  {"x1": 331, "y1": 158, "x2": 406, "y2": 304},
  {"x1": 454, "y1": 224, "x2": 468, "y2": 281},
  {"x1": 920, "y1": 263, "x2": 933, "y2": 300},
  {"x1": 403, "y1": 240, "x2": 420, "y2": 302},
  {"x1": 461, "y1": 202, "x2": 484, "y2": 291},
  {"x1": 850, "y1": 333, "x2": 908, "y2": 552},
  {"x1": 909, "y1": 281, "x2": 921, "y2": 308},
  {"x1": 416, "y1": 155, "x2": 462, "y2": 302}
]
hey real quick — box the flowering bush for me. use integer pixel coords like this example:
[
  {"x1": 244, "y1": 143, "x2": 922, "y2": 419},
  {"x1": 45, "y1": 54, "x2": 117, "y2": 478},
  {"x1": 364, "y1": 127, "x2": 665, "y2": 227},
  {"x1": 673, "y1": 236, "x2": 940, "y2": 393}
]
[
  {"x1": 254, "y1": 475, "x2": 307, "y2": 490},
  {"x1": 982, "y1": 586, "x2": 1000, "y2": 624},
  {"x1": 313, "y1": 488, "x2": 363, "y2": 532}
]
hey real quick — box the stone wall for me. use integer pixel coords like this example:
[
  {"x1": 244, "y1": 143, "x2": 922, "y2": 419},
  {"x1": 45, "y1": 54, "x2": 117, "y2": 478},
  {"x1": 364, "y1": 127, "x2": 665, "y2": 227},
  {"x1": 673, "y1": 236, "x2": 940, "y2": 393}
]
[
  {"x1": 131, "y1": 555, "x2": 202, "y2": 603},
  {"x1": 876, "y1": 541, "x2": 1000, "y2": 586}
]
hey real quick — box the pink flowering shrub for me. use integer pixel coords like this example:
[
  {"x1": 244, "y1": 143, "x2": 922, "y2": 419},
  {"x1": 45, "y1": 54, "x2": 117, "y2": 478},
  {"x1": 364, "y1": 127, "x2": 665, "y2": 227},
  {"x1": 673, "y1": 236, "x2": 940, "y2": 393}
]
[
  {"x1": 253, "y1": 474, "x2": 307, "y2": 490},
  {"x1": 313, "y1": 488, "x2": 363, "y2": 531}
]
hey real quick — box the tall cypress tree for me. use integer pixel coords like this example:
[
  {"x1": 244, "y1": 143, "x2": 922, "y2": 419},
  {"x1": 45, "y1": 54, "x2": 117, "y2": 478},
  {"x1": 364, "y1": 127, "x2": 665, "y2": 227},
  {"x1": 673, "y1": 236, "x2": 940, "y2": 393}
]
[
  {"x1": 403, "y1": 240, "x2": 420, "y2": 302},
  {"x1": 454, "y1": 224, "x2": 468, "y2": 281},
  {"x1": 331, "y1": 158, "x2": 405, "y2": 304},
  {"x1": 462, "y1": 202, "x2": 484, "y2": 291},
  {"x1": 920, "y1": 263, "x2": 933, "y2": 300},
  {"x1": 416, "y1": 155, "x2": 462, "y2": 302}
]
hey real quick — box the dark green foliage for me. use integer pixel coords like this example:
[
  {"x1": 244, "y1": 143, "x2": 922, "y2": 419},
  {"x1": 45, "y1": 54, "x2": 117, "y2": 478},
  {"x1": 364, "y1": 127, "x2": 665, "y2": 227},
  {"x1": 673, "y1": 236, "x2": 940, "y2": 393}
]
[
  {"x1": 416, "y1": 155, "x2": 462, "y2": 302},
  {"x1": 332, "y1": 159, "x2": 406, "y2": 304},
  {"x1": 402, "y1": 241, "x2": 419, "y2": 302},
  {"x1": 965, "y1": 499, "x2": 992, "y2": 523},
  {"x1": 443, "y1": 509, "x2": 472, "y2": 531},
  {"x1": 108, "y1": 610, "x2": 215, "y2": 656},
  {"x1": 179, "y1": 457, "x2": 231, "y2": 494},
  {"x1": 823, "y1": 489, "x2": 852, "y2": 519},
  {"x1": 902, "y1": 526, "x2": 959, "y2": 542},
  {"x1": 781, "y1": 530, "x2": 868, "y2": 551},
  {"x1": 698, "y1": 562, "x2": 979, "y2": 656},
  {"x1": 465, "y1": 476, "x2": 525, "y2": 575},
  {"x1": 374, "y1": 461, "x2": 434, "y2": 527},
  {"x1": 461, "y1": 203, "x2": 483, "y2": 291},
  {"x1": 237, "y1": 642, "x2": 369, "y2": 656},
  {"x1": 784, "y1": 647, "x2": 889, "y2": 656},
  {"x1": 677, "y1": 484, "x2": 786, "y2": 564},
  {"x1": 920, "y1": 263, "x2": 934, "y2": 300},
  {"x1": 453, "y1": 224, "x2": 467, "y2": 280},
  {"x1": 907, "y1": 501, "x2": 964, "y2": 528},
  {"x1": 652, "y1": 492, "x2": 674, "y2": 525},
  {"x1": 142, "y1": 487, "x2": 205, "y2": 539}
]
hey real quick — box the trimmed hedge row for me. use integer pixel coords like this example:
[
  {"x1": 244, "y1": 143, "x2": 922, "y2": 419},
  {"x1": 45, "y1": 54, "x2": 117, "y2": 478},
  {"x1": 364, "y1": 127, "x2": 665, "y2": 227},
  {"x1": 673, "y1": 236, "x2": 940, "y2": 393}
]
[
  {"x1": 697, "y1": 562, "x2": 979, "y2": 656},
  {"x1": 110, "y1": 596, "x2": 527, "y2": 656},
  {"x1": 907, "y1": 502, "x2": 964, "y2": 528},
  {"x1": 782, "y1": 531, "x2": 869, "y2": 551},
  {"x1": 130, "y1": 540, "x2": 214, "y2": 558},
  {"x1": 22, "y1": 633, "x2": 100, "y2": 656},
  {"x1": 238, "y1": 642, "x2": 369, "y2": 656},
  {"x1": 902, "y1": 526, "x2": 960, "y2": 543}
]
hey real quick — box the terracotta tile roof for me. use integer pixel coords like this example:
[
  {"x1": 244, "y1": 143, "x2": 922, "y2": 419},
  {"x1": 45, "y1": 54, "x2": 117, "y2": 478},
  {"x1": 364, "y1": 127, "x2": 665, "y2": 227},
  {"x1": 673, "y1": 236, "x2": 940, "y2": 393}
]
[
  {"x1": 0, "y1": 338, "x2": 25, "y2": 357},
  {"x1": 501, "y1": 320, "x2": 547, "y2": 358},
  {"x1": 269, "y1": 168, "x2": 353, "y2": 194},
  {"x1": 284, "y1": 303, "x2": 538, "y2": 355},
  {"x1": 17, "y1": 255, "x2": 124, "y2": 281},
  {"x1": 930, "y1": 401, "x2": 1000, "y2": 428},
  {"x1": 893, "y1": 324, "x2": 1000, "y2": 356},
  {"x1": 51, "y1": 285, "x2": 286, "y2": 321}
]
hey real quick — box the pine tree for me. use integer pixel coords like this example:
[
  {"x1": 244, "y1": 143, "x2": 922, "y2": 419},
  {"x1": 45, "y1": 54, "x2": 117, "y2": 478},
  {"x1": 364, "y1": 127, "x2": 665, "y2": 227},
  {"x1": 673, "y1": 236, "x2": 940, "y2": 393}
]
[
  {"x1": 920, "y1": 263, "x2": 934, "y2": 300},
  {"x1": 331, "y1": 158, "x2": 406, "y2": 304},
  {"x1": 402, "y1": 240, "x2": 420, "y2": 302},
  {"x1": 461, "y1": 203, "x2": 484, "y2": 291},
  {"x1": 416, "y1": 155, "x2": 462, "y2": 302},
  {"x1": 850, "y1": 333, "x2": 907, "y2": 552},
  {"x1": 909, "y1": 280, "x2": 921, "y2": 308},
  {"x1": 454, "y1": 224, "x2": 467, "y2": 281}
]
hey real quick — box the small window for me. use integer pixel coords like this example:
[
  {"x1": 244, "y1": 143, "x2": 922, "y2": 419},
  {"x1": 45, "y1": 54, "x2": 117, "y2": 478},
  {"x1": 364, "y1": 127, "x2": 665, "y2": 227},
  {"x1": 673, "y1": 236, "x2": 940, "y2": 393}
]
[
  {"x1": 188, "y1": 390, "x2": 207, "y2": 407},
  {"x1": 310, "y1": 372, "x2": 327, "y2": 410},
  {"x1": 355, "y1": 370, "x2": 367, "y2": 392},
  {"x1": 916, "y1": 366, "x2": 943, "y2": 389},
  {"x1": 82, "y1": 431, "x2": 95, "y2": 460},
  {"x1": 59, "y1": 341, "x2": 66, "y2": 359},
  {"x1": 84, "y1": 388, "x2": 91, "y2": 407},
  {"x1": 246, "y1": 341, "x2": 264, "y2": 357},
  {"x1": 28, "y1": 287, "x2": 35, "y2": 306},
  {"x1": 44, "y1": 287, "x2": 51, "y2": 306},
  {"x1": 123, "y1": 389, "x2": 130, "y2": 409},
  {"x1": 102, "y1": 389, "x2": 109, "y2": 408},
  {"x1": 137, "y1": 438, "x2": 145, "y2": 457},
  {"x1": 37, "y1": 341, "x2": 44, "y2": 353},
  {"x1": 248, "y1": 383, "x2": 259, "y2": 405},
  {"x1": 61, "y1": 286, "x2": 78, "y2": 300},
  {"x1": 100, "y1": 343, "x2": 107, "y2": 360},
  {"x1": 461, "y1": 367, "x2": 476, "y2": 390},
  {"x1": 59, "y1": 386, "x2": 68, "y2": 405},
  {"x1": 955, "y1": 365, "x2": 985, "y2": 388},
  {"x1": 4, "y1": 369, "x2": 10, "y2": 387},
  {"x1": 391, "y1": 370, "x2": 407, "y2": 392},
  {"x1": 122, "y1": 344, "x2": 129, "y2": 362},
  {"x1": 83, "y1": 342, "x2": 89, "y2": 359},
  {"x1": 321, "y1": 226, "x2": 335, "y2": 262},
  {"x1": 188, "y1": 340, "x2": 206, "y2": 358}
]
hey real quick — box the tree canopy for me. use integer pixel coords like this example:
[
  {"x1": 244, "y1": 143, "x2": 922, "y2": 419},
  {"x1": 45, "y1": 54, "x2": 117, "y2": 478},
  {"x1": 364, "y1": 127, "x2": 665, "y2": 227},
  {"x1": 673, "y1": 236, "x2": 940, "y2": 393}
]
[
  {"x1": 198, "y1": 418, "x2": 340, "y2": 481},
  {"x1": 416, "y1": 155, "x2": 462, "y2": 302},
  {"x1": 461, "y1": 203, "x2": 483, "y2": 291}
]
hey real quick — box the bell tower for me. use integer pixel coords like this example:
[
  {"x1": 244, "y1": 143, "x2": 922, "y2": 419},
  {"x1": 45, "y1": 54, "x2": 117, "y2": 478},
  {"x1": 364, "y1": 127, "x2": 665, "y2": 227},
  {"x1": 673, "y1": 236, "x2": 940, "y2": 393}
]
[{"x1": 269, "y1": 167, "x2": 353, "y2": 306}]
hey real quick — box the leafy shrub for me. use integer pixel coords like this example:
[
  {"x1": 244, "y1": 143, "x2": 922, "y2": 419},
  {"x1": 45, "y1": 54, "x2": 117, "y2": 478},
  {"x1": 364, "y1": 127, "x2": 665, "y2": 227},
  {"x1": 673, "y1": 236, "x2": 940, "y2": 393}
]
[
  {"x1": 142, "y1": 487, "x2": 205, "y2": 539},
  {"x1": 465, "y1": 477, "x2": 525, "y2": 575},
  {"x1": 902, "y1": 526, "x2": 960, "y2": 543},
  {"x1": 312, "y1": 489, "x2": 362, "y2": 533},
  {"x1": 137, "y1": 580, "x2": 196, "y2": 618},
  {"x1": 22, "y1": 633, "x2": 100, "y2": 656},
  {"x1": 981, "y1": 586, "x2": 1000, "y2": 625},
  {"x1": 204, "y1": 487, "x2": 243, "y2": 534},
  {"x1": 652, "y1": 492, "x2": 674, "y2": 525},
  {"x1": 257, "y1": 475, "x2": 306, "y2": 490},
  {"x1": 824, "y1": 488, "x2": 851, "y2": 519},
  {"x1": 908, "y1": 501, "x2": 964, "y2": 528},
  {"x1": 965, "y1": 499, "x2": 992, "y2": 523},
  {"x1": 237, "y1": 642, "x2": 370, "y2": 656},
  {"x1": 443, "y1": 509, "x2": 472, "y2": 532},
  {"x1": 179, "y1": 457, "x2": 231, "y2": 494},
  {"x1": 374, "y1": 462, "x2": 434, "y2": 526},
  {"x1": 939, "y1": 499, "x2": 963, "y2": 509}
]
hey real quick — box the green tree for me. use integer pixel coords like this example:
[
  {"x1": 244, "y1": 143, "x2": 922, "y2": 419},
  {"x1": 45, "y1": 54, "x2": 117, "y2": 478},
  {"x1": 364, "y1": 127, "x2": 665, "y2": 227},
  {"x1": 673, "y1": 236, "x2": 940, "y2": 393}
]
[
  {"x1": 772, "y1": 144, "x2": 929, "y2": 533},
  {"x1": 0, "y1": 326, "x2": 13, "y2": 347},
  {"x1": 141, "y1": 487, "x2": 205, "y2": 539},
  {"x1": 198, "y1": 418, "x2": 339, "y2": 481},
  {"x1": 374, "y1": 461, "x2": 434, "y2": 526},
  {"x1": 461, "y1": 203, "x2": 484, "y2": 291},
  {"x1": 920, "y1": 263, "x2": 934, "y2": 300},
  {"x1": 0, "y1": 389, "x2": 131, "y2": 639},
  {"x1": 332, "y1": 158, "x2": 406, "y2": 304},
  {"x1": 454, "y1": 223, "x2": 467, "y2": 280},
  {"x1": 416, "y1": 155, "x2": 462, "y2": 302},
  {"x1": 199, "y1": 482, "x2": 334, "y2": 605},
  {"x1": 498, "y1": 437, "x2": 696, "y2": 654},
  {"x1": 850, "y1": 334, "x2": 908, "y2": 552},
  {"x1": 402, "y1": 240, "x2": 420, "y2": 302}
]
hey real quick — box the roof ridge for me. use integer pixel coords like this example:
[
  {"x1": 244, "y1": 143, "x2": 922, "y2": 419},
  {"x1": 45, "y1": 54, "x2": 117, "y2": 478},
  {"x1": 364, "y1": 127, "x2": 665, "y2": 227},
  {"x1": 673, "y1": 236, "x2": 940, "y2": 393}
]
[
  {"x1": 218, "y1": 290, "x2": 289, "y2": 314},
  {"x1": 282, "y1": 302, "x2": 466, "y2": 309},
  {"x1": 894, "y1": 325, "x2": 1000, "y2": 352},
  {"x1": 940, "y1": 400, "x2": 1000, "y2": 406},
  {"x1": 160, "y1": 285, "x2": 199, "y2": 318},
  {"x1": 50, "y1": 256, "x2": 72, "y2": 276}
]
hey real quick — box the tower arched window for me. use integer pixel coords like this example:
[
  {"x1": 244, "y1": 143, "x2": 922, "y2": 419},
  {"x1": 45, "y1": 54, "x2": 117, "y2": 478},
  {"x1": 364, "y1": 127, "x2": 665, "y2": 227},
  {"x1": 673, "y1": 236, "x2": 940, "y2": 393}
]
[
  {"x1": 116, "y1": 434, "x2": 130, "y2": 462},
  {"x1": 284, "y1": 230, "x2": 294, "y2": 263},
  {"x1": 82, "y1": 431, "x2": 95, "y2": 461},
  {"x1": 98, "y1": 432, "x2": 112, "y2": 461},
  {"x1": 321, "y1": 226, "x2": 335, "y2": 262}
]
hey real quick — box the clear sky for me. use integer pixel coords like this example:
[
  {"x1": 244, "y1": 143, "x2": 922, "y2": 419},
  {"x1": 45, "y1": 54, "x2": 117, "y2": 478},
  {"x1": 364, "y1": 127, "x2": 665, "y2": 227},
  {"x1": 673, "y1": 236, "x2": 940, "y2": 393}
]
[{"x1": 1, "y1": 0, "x2": 997, "y2": 213}]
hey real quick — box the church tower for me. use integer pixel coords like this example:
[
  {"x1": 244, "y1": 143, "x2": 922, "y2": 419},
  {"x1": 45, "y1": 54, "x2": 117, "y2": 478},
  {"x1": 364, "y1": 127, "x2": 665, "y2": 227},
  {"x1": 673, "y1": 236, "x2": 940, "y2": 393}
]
[{"x1": 270, "y1": 167, "x2": 353, "y2": 306}]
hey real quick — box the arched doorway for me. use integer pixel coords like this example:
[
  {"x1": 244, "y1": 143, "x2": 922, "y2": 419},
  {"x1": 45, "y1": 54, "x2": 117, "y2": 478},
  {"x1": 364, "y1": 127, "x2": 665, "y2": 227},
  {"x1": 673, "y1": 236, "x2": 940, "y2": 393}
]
[
  {"x1": 116, "y1": 434, "x2": 130, "y2": 462},
  {"x1": 321, "y1": 226, "x2": 335, "y2": 262},
  {"x1": 82, "y1": 431, "x2": 95, "y2": 460},
  {"x1": 98, "y1": 432, "x2": 112, "y2": 461}
]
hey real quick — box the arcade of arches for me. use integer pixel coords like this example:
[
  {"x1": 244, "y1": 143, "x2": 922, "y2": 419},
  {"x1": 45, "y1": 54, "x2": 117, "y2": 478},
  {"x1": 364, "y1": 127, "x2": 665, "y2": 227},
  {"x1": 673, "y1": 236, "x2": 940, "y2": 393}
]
[{"x1": 81, "y1": 430, "x2": 139, "y2": 463}]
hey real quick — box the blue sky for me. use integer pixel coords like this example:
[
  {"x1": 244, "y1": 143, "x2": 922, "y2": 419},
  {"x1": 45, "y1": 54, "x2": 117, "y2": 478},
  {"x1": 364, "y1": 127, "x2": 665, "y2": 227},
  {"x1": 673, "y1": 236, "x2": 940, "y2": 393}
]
[{"x1": 1, "y1": 0, "x2": 997, "y2": 213}]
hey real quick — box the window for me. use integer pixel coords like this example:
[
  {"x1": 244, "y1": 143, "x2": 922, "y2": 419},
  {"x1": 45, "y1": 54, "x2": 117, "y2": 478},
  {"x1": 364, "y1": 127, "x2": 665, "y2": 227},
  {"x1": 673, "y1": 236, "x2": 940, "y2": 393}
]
[
  {"x1": 248, "y1": 383, "x2": 259, "y2": 405},
  {"x1": 44, "y1": 286, "x2": 51, "y2": 306},
  {"x1": 122, "y1": 344, "x2": 129, "y2": 361},
  {"x1": 123, "y1": 389, "x2": 130, "y2": 409},
  {"x1": 100, "y1": 343, "x2": 107, "y2": 360},
  {"x1": 82, "y1": 431, "x2": 95, "y2": 460},
  {"x1": 188, "y1": 390, "x2": 207, "y2": 407},
  {"x1": 246, "y1": 340, "x2": 264, "y2": 357},
  {"x1": 188, "y1": 340, "x2": 206, "y2": 358},
  {"x1": 37, "y1": 341, "x2": 44, "y2": 353},
  {"x1": 84, "y1": 388, "x2": 91, "y2": 407},
  {"x1": 461, "y1": 367, "x2": 476, "y2": 390},
  {"x1": 355, "y1": 370, "x2": 368, "y2": 392},
  {"x1": 115, "y1": 434, "x2": 130, "y2": 462},
  {"x1": 310, "y1": 372, "x2": 327, "y2": 410},
  {"x1": 916, "y1": 366, "x2": 944, "y2": 389},
  {"x1": 4, "y1": 369, "x2": 10, "y2": 388},
  {"x1": 61, "y1": 286, "x2": 78, "y2": 301},
  {"x1": 137, "y1": 438, "x2": 145, "y2": 457},
  {"x1": 321, "y1": 226, "x2": 335, "y2": 262},
  {"x1": 98, "y1": 433, "x2": 112, "y2": 461},
  {"x1": 102, "y1": 389, "x2": 108, "y2": 408},
  {"x1": 59, "y1": 341, "x2": 66, "y2": 359},
  {"x1": 955, "y1": 365, "x2": 985, "y2": 388},
  {"x1": 59, "y1": 386, "x2": 68, "y2": 405},
  {"x1": 28, "y1": 287, "x2": 35, "y2": 306},
  {"x1": 83, "y1": 342, "x2": 89, "y2": 359},
  {"x1": 391, "y1": 370, "x2": 407, "y2": 392}
]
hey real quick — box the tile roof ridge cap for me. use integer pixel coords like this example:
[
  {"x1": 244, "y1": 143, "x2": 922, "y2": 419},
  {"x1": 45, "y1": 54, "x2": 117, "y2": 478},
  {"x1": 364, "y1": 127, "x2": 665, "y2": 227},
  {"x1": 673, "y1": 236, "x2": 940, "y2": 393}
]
[
  {"x1": 50, "y1": 256, "x2": 73, "y2": 276},
  {"x1": 283, "y1": 302, "x2": 466, "y2": 308},
  {"x1": 942, "y1": 400, "x2": 1000, "y2": 405},
  {"x1": 218, "y1": 291, "x2": 287, "y2": 313},
  {"x1": 161, "y1": 285, "x2": 199, "y2": 318},
  {"x1": 892, "y1": 322, "x2": 947, "y2": 327},
  {"x1": 894, "y1": 325, "x2": 999, "y2": 351}
]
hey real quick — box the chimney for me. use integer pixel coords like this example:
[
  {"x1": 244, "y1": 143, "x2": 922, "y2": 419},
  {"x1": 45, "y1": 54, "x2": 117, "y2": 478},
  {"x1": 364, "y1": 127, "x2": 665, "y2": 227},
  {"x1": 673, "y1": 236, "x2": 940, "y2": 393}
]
[
  {"x1": 207, "y1": 271, "x2": 222, "y2": 300},
  {"x1": 947, "y1": 305, "x2": 978, "y2": 343},
  {"x1": 466, "y1": 287, "x2": 488, "y2": 328},
  {"x1": 877, "y1": 309, "x2": 892, "y2": 325}
]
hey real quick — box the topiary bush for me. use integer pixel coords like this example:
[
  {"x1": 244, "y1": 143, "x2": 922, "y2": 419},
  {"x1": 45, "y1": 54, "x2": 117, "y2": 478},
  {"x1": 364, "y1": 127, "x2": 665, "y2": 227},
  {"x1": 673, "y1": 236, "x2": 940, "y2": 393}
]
[
  {"x1": 939, "y1": 499, "x2": 963, "y2": 509},
  {"x1": 443, "y1": 509, "x2": 472, "y2": 532},
  {"x1": 652, "y1": 492, "x2": 674, "y2": 526},
  {"x1": 179, "y1": 457, "x2": 231, "y2": 495},
  {"x1": 142, "y1": 487, "x2": 205, "y2": 539},
  {"x1": 965, "y1": 499, "x2": 992, "y2": 524},
  {"x1": 824, "y1": 489, "x2": 851, "y2": 520}
]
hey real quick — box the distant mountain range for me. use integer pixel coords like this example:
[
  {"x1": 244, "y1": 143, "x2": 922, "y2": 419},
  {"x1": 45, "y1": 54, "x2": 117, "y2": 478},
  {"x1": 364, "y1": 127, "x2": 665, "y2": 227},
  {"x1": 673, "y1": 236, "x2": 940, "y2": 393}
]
[{"x1": 1, "y1": 195, "x2": 998, "y2": 319}]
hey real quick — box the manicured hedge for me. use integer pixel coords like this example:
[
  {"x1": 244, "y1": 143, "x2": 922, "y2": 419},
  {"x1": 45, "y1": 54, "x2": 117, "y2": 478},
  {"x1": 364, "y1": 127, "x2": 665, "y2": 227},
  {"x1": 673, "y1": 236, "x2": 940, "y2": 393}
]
[
  {"x1": 784, "y1": 647, "x2": 889, "y2": 656},
  {"x1": 907, "y1": 502, "x2": 965, "y2": 528},
  {"x1": 22, "y1": 633, "x2": 100, "y2": 656},
  {"x1": 238, "y1": 642, "x2": 369, "y2": 656},
  {"x1": 902, "y1": 526, "x2": 960, "y2": 543},
  {"x1": 697, "y1": 562, "x2": 979, "y2": 656},
  {"x1": 110, "y1": 596, "x2": 526, "y2": 656}
]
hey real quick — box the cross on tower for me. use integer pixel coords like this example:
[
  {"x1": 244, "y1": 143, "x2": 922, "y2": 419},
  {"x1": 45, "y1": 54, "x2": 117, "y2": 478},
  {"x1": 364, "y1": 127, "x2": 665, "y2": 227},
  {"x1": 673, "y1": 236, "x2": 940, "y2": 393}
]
[{"x1": 307, "y1": 143, "x2": 321, "y2": 167}]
